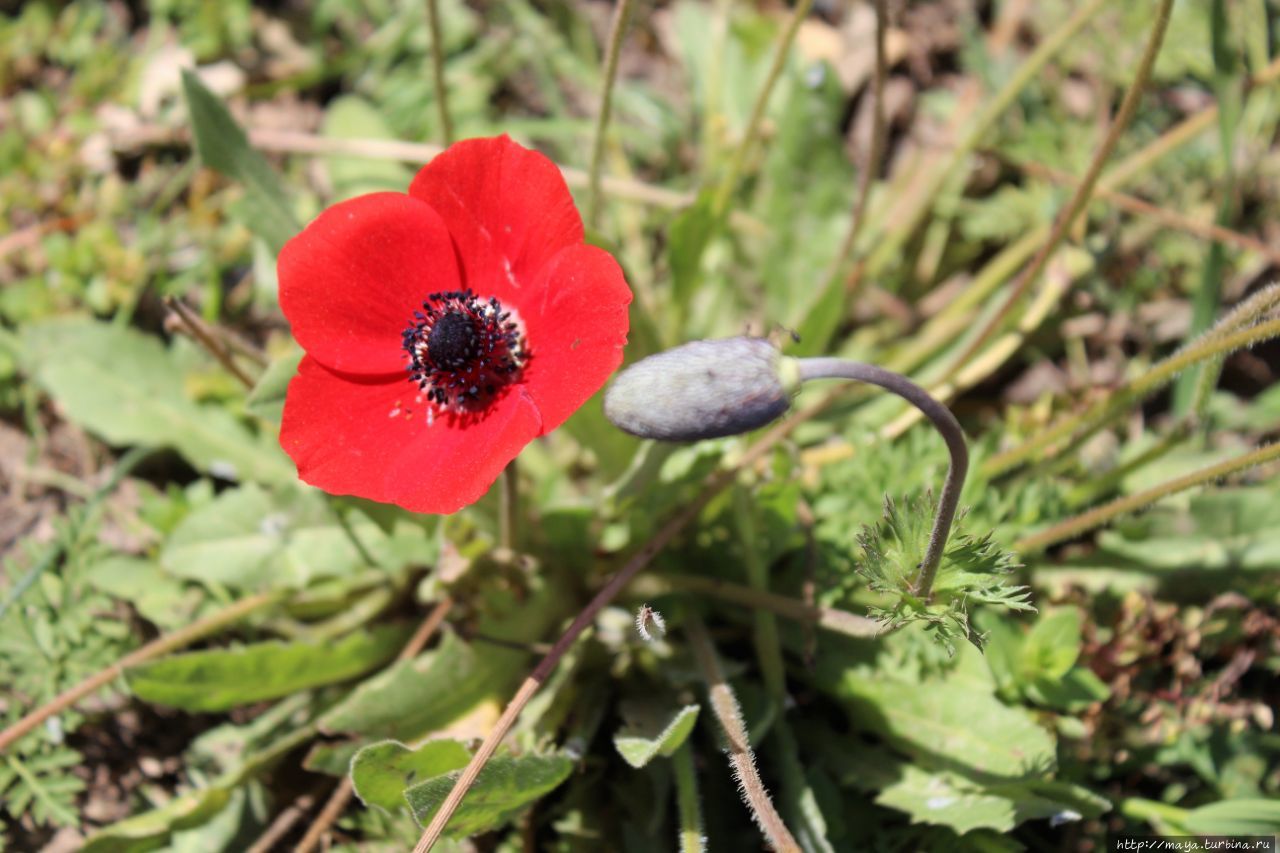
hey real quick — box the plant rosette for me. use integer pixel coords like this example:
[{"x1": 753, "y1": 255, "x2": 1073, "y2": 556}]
[{"x1": 277, "y1": 135, "x2": 632, "y2": 514}]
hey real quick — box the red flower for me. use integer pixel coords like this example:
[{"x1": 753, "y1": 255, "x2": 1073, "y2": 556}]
[{"x1": 277, "y1": 136, "x2": 632, "y2": 513}]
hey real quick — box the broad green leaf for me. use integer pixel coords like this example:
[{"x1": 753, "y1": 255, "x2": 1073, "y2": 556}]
[
  {"x1": 181, "y1": 70, "x2": 300, "y2": 253},
  {"x1": 322, "y1": 95, "x2": 414, "y2": 199},
  {"x1": 1099, "y1": 488, "x2": 1280, "y2": 571},
  {"x1": 1024, "y1": 666, "x2": 1110, "y2": 712},
  {"x1": 126, "y1": 624, "x2": 409, "y2": 712},
  {"x1": 243, "y1": 348, "x2": 301, "y2": 423},
  {"x1": 1183, "y1": 799, "x2": 1280, "y2": 834},
  {"x1": 351, "y1": 739, "x2": 471, "y2": 811},
  {"x1": 876, "y1": 766, "x2": 1108, "y2": 833},
  {"x1": 161, "y1": 484, "x2": 397, "y2": 589},
  {"x1": 19, "y1": 319, "x2": 293, "y2": 486},
  {"x1": 613, "y1": 703, "x2": 700, "y2": 768},
  {"x1": 319, "y1": 630, "x2": 526, "y2": 740},
  {"x1": 404, "y1": 753, "x2": 574, "y2": 836},
  {"x1": 811, "y1": 634, "x2": 1056, "y2": 780},
  {"x1": 1020, "y1": 608, "x2": 1081, "y2": 681}
]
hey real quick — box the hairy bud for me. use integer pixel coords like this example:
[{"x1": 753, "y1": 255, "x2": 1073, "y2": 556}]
[{"x1": 603, "y1": 337, "x2": 795, "y2": 441}]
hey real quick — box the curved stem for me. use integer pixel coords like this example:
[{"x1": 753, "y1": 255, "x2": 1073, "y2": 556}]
[{"x1": 795, "y1": 358, "x2": 968, "y2": 601}]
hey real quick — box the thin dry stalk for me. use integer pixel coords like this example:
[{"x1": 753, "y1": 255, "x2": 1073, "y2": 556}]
[
  {"x1": 686, "y1": 617, "x2": 799, "y2": 853},
  {"x1": 165, "y1": 296, "x2": 256, "y2": 389}
]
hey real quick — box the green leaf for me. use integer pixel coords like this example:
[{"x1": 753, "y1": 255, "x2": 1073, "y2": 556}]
[
  {"x1": 1183, "y1": 799, "x2": 1280, "y2": 834},
  {"x1": 19, "y1": 318, "x2": 293, "y2": 486},
  {"x1": 83, "y1": 556, "x2": 206, "y2": 631},
  {"x1": 812, "y1": 634, "x2": 1056, "y2": 780},
  {"x1": 613, "y1": 703, "x2": 700, "y2": 768},
  {"x1": 161, "y1": 484, "x2": 397, "y2": 590},
  {"x1": 319, "y1": 630, "x2": 527, "y2": 740},
  {"x1": 404, "y1": 753, "x2": 574, "y2": 836},
  {"x1": 322, "y1": 95, "x2": 415, "y2": 199},
  {"x1": 1020, "y1": 608, "x2": 1081, "y2": 681},
  {"x1": 126, "y1": 624, "x2": 409, "y2": 712},
  {"x1": 1024, "y1": 666, "x2": 1110, "y2": 712},
  {"x1": 243, "y1": 349, "x2": 302, "y2": 423},
  {"x1": 876, "y1": 766, "x2": 1108, "y2": 833},
  {"x1": 350, "y1": 739, "x2": 471, "y2": 812},
  {"x1": 181, "y1": 70, "x2": 300, "y2": 253}
]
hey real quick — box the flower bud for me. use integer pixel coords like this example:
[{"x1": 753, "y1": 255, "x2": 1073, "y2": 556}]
[{"x1": 603, "y1": 337, "x2": 796, "y2": 441}]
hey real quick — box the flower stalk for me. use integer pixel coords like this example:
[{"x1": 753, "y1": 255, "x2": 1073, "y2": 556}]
[
  {"x1": 686, "y1": 616, "x2": 800, "y2": 853},
  {"x1": 586, "y1": 0, "x2": 635, "y2": 226},
  {"x1": 425, "y1": 0, "x2": 453, "y2": 144}
]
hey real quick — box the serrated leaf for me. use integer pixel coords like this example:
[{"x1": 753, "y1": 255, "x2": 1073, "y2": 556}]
[
  {"x1": 613, "y1": 703, "x2": 700, "y2": 768},
  {"x1": 19, "y1": 318, "x2": 293, "y2": 486},
  {"x1": 351, "y1": 739, "x2": 471, "y2": 811},
  {"x1": 244, "y1": 349, "x2": 301, "y2": 423},
  {"x1": 404, "y1": 753, "x2": 574, "y2": 836},
  {"x1": 126, "y1": 624, "x2": 409, "y2": 712},
  {"x1": 181, "y1": 70, "x2": 299, "y2": 253}
]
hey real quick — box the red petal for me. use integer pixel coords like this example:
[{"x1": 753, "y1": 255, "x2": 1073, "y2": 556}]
[
  {"x1": 278, "y1": 193, "x2": 461, "y2": 375},
  {"x1": 407, "y1": 136, "x2": 583, "y2": 304},
  {"x1": 280, "y1": 356, "x2": 542, "y2": 514},
  {"x1": 518, "y1": 244, "x2": 632, "y2": 433}
]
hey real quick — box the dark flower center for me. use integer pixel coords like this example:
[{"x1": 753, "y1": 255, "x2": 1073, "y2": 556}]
[{"x1": 402, "y1": 289, "x2": 526, "y2": 412}]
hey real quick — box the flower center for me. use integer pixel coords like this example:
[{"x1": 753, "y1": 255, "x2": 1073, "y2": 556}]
[{"x1": 402, "y1": 289, "x2": 526, "y2": 412}]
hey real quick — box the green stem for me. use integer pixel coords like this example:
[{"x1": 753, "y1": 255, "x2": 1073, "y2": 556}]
[
  {"x1": 426, "y1": 0, "x2": 453, "y2": 144},
  {"x1": 1017, "y1": 441, "x2": 1280, "y2": 553},
  {"x1": 985, "y1": 310, "x2": 1280, "y2": 478},
  {"x1": 946, "y1": 0, "x2": 1176, "y2": 374},
  {"x1": 710, "y1": 0, "x2": 814, "y2": 217},
  {"x1": 499, "y1": 459, "x2": 519, "y2": 551},
  {"x1": 672, "y1": 743, "x2": 706, "y2": 853},
  {"x1": 586, "y1": 0, "x2": 635, "y2": 226}
]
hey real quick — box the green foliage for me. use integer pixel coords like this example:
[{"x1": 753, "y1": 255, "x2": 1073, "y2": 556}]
[
  {"x1": 126, "y1": 624, "x2": 411, "y2": 712},
  {"x1": 853, "y1": 496, "x2": 1032, "y2": 655},
  {"x1": 5, "y1": 0, "x2": 1279, "y2": 848},
  {"x1": 181, "y1": 70, "x2": 300, "y2": 253},
  {"x1": 404, "y1": 752, "x2": 574, "y2": 836},
  {"x1": 613, "y1": 702, "x2": 700, "y2": 768}
]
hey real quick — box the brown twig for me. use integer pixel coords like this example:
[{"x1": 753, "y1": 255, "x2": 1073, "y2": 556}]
[
  {"x1": 247, "y1": 783, "x2": 325, "y2": 853},
  {"x1": 294, "y1": 597, "x2": 455, "y2": 853},
  {"x1": 164, "y1": 296, "x2": 257, "y2": 389},
  {"x1": 686, "y1": 617, "x2": 799, "y2": 852}
]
